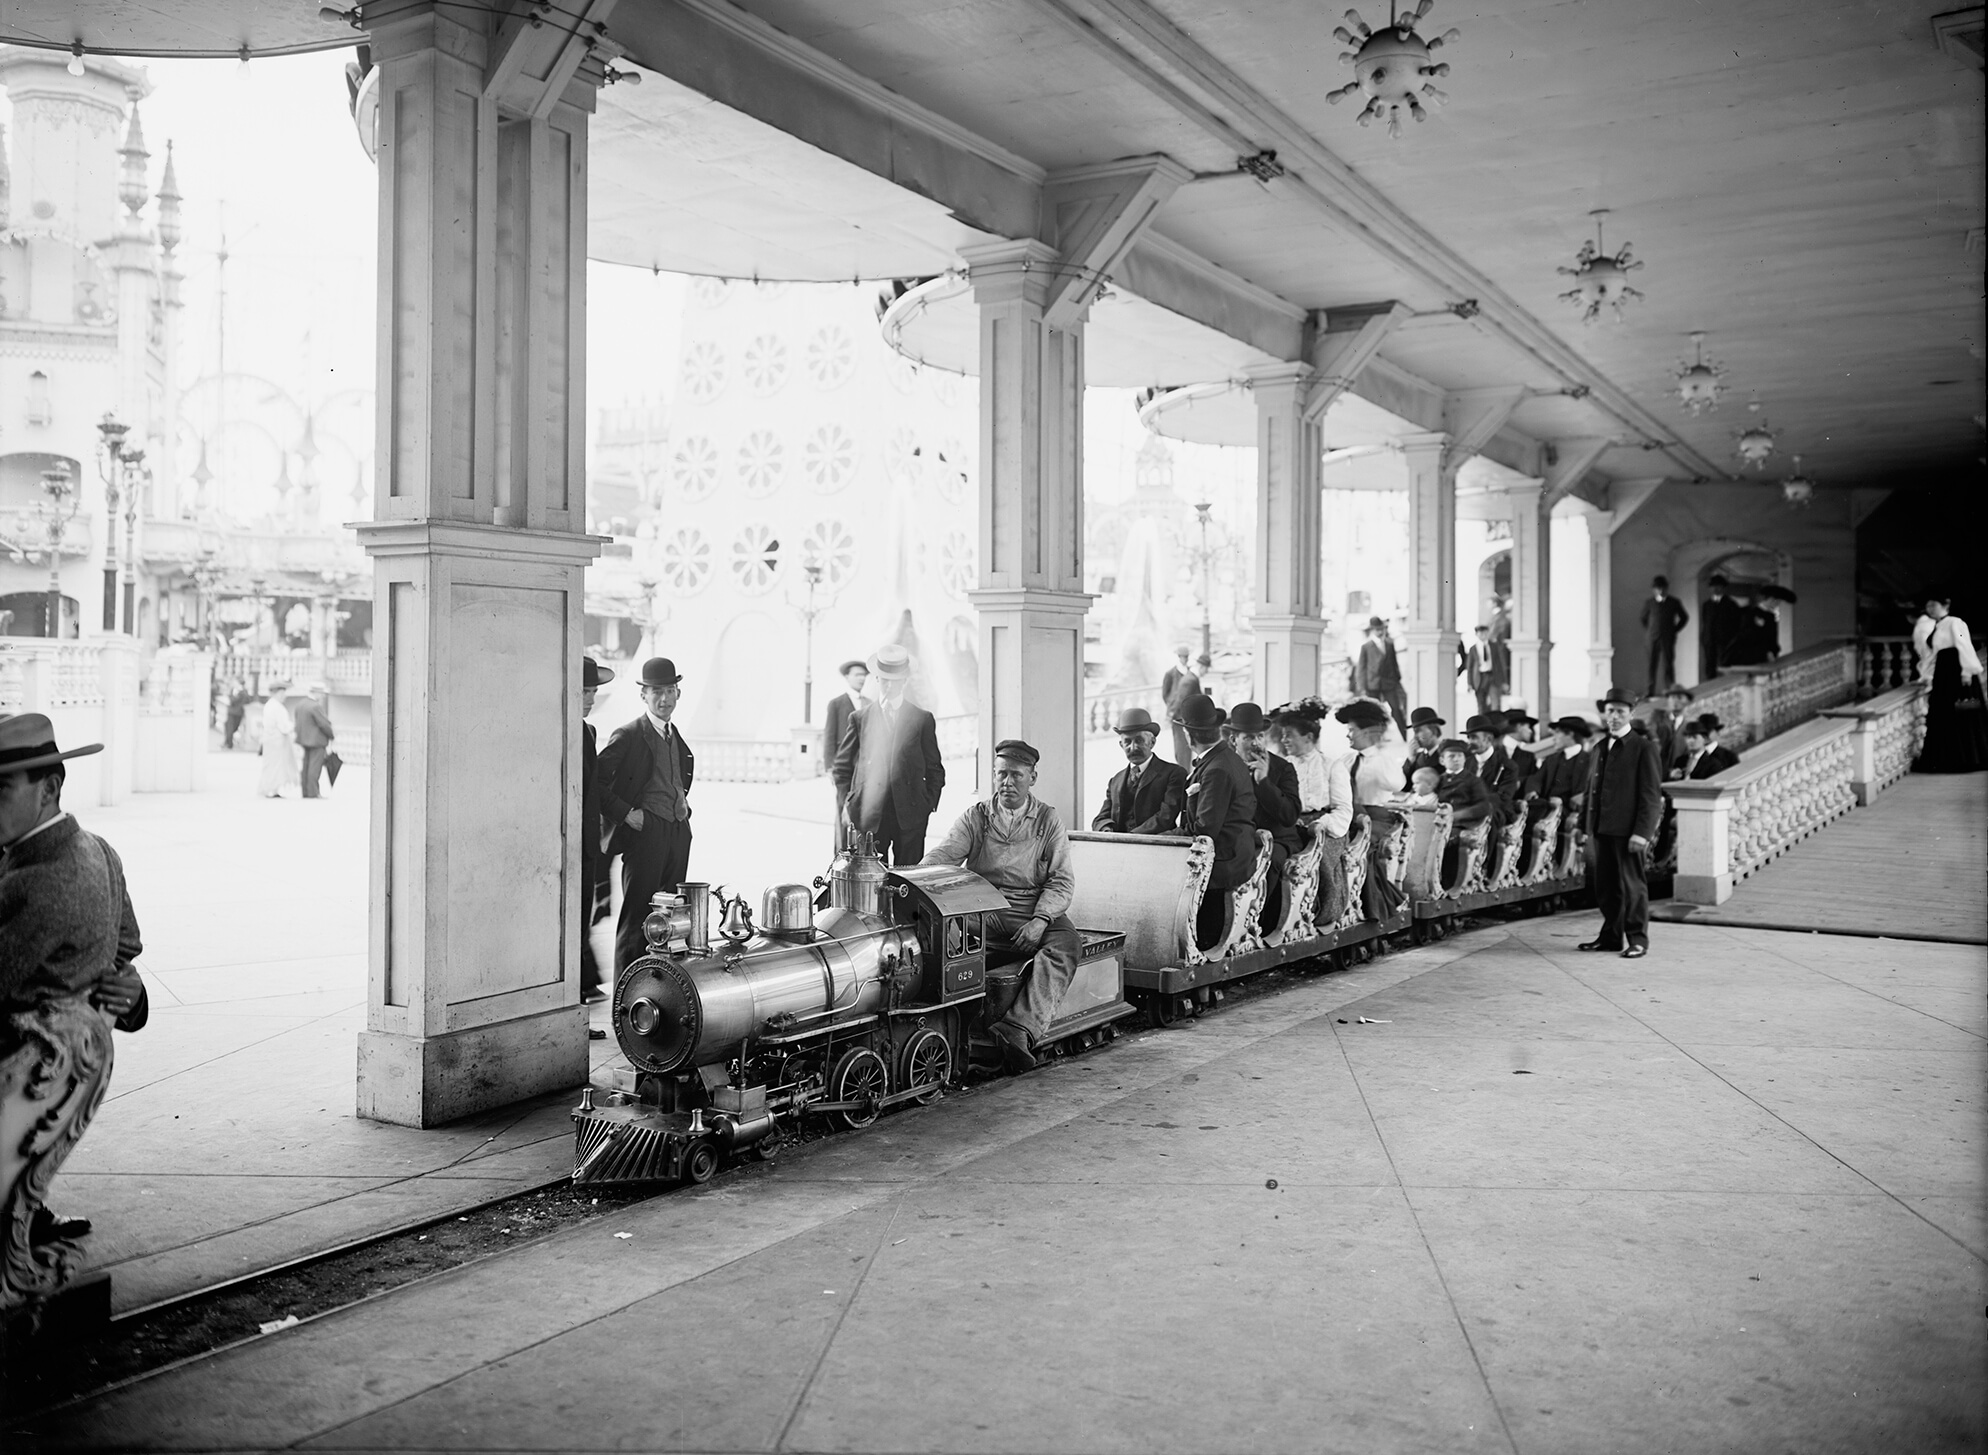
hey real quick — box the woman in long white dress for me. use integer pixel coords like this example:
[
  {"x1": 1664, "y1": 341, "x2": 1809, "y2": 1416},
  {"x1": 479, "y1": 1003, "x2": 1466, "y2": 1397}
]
[{"x1": 257, "y1": 684, "x2": 298, "y2": 797}]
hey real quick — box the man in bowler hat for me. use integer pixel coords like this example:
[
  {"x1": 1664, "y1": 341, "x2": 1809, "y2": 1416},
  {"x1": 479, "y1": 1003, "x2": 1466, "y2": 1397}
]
[
  {"x1": 1641, "y1": 575, "x2": 1691, "y2": 695},
  {"x1": 1091, "y1": 706, "x2": 1187, "y2": 834},
  {"x1": 1403, "y1": 706, "x2": 1447, "y2": 787},
  {"x1": 579, "y1": 657, "x2": 615, "y2": 1007},
  {"x1": 1354, "y1": 617, "x2": 1409, "y2": 736},
  {"x1": 823, "y1": 658, "x2": 869, "y2": 850},
  {"x1": 1176, "y1": 694, "x2": 1258, "y2": 949},
  {"x1": 597, "y1": 658, "x2": 695, "y2": 976},
  {"x1": 1580, "y1": 687, "x2": 1664, "y2": 959},
  {"x1": 837, "y1": 645, "x2": 944, "y2": 865}
]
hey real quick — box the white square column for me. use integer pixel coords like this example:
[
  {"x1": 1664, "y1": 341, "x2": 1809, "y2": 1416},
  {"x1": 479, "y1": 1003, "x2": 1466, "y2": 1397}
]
[
  {"x1": 1583, "y1": 508, "x2": 1616, "y2": 698},
  {"x1": 1246, "y1": 362, "x2": 1323, "y2": 706},
  {"x1": 1504, "y1": 478, "x2": 1550, "y2": 714},
  {"x1": 354, "y1": 7, "x2": 604, "y2": 1126},
  {"x1": 1399, "y1": 431, "x2": 1459, "y2": 722},
  {"x1": 962, "y1": 239, "x2": 1090, "y2": 824}
]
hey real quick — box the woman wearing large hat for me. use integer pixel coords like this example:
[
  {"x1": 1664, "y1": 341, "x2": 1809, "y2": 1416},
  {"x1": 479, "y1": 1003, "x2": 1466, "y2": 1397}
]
[{"x1": 0, "y1": 714, "x2": 148, "y2": 1313}]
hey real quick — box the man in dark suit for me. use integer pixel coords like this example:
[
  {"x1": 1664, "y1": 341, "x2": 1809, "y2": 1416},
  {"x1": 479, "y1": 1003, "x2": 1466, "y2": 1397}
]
[
  {"x1": 1532, "y1": 716, "x2": 1593, "y2": 818},
  {"x1": 292, "y1": 684, "x2": 336, "y2": 799},
  {"x1": 1677, "y1": 715, "x2": 1741, "y2": 780},
  {"x1": 1402, "y1": 705, "x2": 1447, "y2": 789},
  {"x1": 823, "y1": 659, "x2": 869, "y2": 851},
  {"x1": 1580, "y1": 687, "x2": 1664, "y2": 959},
  {"x1": 1465, "y1": 625, "x2": 1502, "y2": 714},
  {"x1": 598, "y1": 656, "x2": 695, "y2": 976},
  {"x1": 1699, "y1": 574, "x2": 1742, "y2": 678},
  {"x1": 1499, "y1": 709, "x2": 1539, "y2": 798},
  {"x1": 1354, "y1": 617, "x2": 1409, "y2": 737},
  {"x1": 1464, "y1": 714, "x2": 1519, "y2": 826},
  {"x1": 1229, "y1": 702, "x2": 1302, "y2": 929},
  {"x1": 579, "y1": 657, "x2": 614, "y2": 1006},
  {"x1": 1092, "y1": 707, "x2": 1187, "y2": 834},
  {"x1": 1176, "y1": 694, "x2": 1258, "y2": 949},
  {"x1": 1640, "y1": 575, "x2": 1691, "y2": 694},
  {"x1": 836, "y1": 644, "x2": 944, "y2": 865}
]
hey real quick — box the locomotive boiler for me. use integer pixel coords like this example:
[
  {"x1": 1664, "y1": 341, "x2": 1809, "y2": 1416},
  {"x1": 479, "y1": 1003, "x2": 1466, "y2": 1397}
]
[{"x1": 573, "y1": 839, "x2": 1041, "y2": 1186}]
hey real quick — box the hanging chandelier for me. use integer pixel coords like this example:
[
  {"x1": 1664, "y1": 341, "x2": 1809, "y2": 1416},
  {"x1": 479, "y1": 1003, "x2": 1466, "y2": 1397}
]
[
  {"x1": 1557, "y1": 210, "x2": 1643, "y2": 323},
  {"x1": 1733, "y1": 399, "x2": 1777, "y2": 471},
  {"x1": 1326, "y1": 2, "x2": 1461, "y2": 138},
  {"x1": 1779, "y1": 454, "x2": 1815, "y2": 508},
  {"x1": 1673, "y1": 332, "x2": 1726, "y2": 415}
]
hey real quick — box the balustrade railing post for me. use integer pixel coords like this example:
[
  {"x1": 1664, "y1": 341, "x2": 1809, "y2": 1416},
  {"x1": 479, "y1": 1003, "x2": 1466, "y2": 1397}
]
[{"x1": 1670, "y1": 784, "x2": 1734, "y2": 905}]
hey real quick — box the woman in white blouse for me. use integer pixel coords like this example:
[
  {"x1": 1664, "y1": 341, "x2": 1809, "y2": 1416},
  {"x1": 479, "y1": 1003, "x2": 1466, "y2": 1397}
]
[
  {"x1": 1914, "y1": 593, "x2": 1987, "y2": 773},
  {"x1": 1270, "y1": 706, "x2": 1354, "y2": 922},
  {"x1": 257, "y1": 684, "x2": 298, "y2": 798}
]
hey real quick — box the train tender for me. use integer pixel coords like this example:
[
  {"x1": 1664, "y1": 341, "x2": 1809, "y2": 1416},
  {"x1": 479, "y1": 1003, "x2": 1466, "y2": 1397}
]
[{"x1": 572, "y1": 838, "x2": 1132, "y2": 1186}]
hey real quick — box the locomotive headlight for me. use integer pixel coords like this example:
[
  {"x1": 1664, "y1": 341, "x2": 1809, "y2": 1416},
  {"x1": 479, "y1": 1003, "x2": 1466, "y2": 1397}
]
[{"x1": 628, "y1": 998, "x2": 661, "y2": 1036}]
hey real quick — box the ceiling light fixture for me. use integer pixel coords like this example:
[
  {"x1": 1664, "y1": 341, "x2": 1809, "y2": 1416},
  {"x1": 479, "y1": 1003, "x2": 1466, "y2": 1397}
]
[
  {"x1": 1734, "y1": 398, "x2": 1777, "y2": 471},
  {"x1": 1779, "y1": 455, "x2": 1815, "y2": 508},
  {"x1": 1673, "y1": 332, "x2": 1726, "y2": 415},
  {"x1": 67, "y1": 42, "x2": 86, "y2": 76},
  {"x1": 1557, "y1": 210, "x2": 1643, "y2": 323},
  {"x1": 1326, "y1": 2, "x2": 1460, "y2": 138}
]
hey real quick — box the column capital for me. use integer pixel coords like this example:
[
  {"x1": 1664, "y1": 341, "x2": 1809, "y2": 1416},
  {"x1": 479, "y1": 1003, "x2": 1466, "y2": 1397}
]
[
  {"x1": 1504, "y1": 476, "x2": 1545, "y2": 502},
  {"x1": 960, "y1": 239, "x2": 1064, "y2": 309},
  {"x1": 966, "y1": 585, "x2": 1094, "y2": 617},
  {"x1": 355, "y1": 519, "x2": 607, "y2": 565},
  {"x1": 1398, "y1": 430, "x2": 1448, "y2": 458},
  {"x1": 1241, "y1": 360, "x2": 1315, "y2": 391}
]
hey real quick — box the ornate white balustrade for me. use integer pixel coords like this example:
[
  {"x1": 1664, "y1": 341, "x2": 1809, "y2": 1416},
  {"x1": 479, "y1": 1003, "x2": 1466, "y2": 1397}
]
[
  {"x1": 1687, "y1": 640, "x2": 1863, "y2": 749},
  {"x1": 1669, "y1": 682, "x2": 1924, "y2": 904},
  {"x1": 0, "y1": 638, "x2": 209, "y2": 801}
]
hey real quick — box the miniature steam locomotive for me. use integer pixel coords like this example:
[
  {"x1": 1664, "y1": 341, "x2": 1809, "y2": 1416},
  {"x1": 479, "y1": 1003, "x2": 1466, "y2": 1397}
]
[{"x1": 571, "y1": 839, "x2": 1131, "y2": 1186}]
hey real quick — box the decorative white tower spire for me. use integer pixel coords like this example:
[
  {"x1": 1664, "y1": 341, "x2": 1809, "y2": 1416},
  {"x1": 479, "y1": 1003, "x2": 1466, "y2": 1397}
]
[
  {"x1": 118, "y1": 104, "x2": 150, "y2": 223},
  {"x1": 0, "y1": 123, "x2": 11, "y2": 231},
  {"x1": 156, "y1": 139, "x2": 182, "y2": 255}
]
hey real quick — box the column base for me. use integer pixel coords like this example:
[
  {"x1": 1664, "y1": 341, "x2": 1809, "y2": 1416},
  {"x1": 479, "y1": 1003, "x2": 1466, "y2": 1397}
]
[
  {"x1": 357, "y1": 1004, "x2": 590, "y2": 1128},
  {"x1": 1401, "y1": 628, "x2": 1463, "y2": 722},
  {"x1": 1672, "y1": 872, "x2": 1732, "y2": 907},
  {"x1": 1250, "y1": 613, "x2": 1326, "y2": 705}
]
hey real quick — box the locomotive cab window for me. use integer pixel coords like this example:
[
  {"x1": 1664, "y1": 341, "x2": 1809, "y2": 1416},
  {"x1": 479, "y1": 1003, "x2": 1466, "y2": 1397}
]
[
  {"x1": 962, "y1": 915, "x2": 982, "y2": 954},
  {"x1": 945, "y1": 917, "x2": 966, "y2": 959}
]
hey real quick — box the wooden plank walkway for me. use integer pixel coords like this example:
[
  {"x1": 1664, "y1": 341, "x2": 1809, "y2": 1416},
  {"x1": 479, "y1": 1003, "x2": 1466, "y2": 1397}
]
[{"x1": 1655, "y1": 770, "x2": 1988, "y2": 943}]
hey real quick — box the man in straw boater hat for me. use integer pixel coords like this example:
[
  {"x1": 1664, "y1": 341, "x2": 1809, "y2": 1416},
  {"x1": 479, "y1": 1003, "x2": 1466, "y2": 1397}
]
[
  {"x1": 837, "y1": 644, "x2": 945, "y2": 867},
  {"x1": 0, "y1": 713, "x2": 149, "y2": 1317},
  {"x1": 920, "y1": 739, "x2": 1080, "y2": 1073},
  {"x1": 598, "y1": 657, "x2": 697, "y2": 977},
  {"x1": 1580, "y1": 687, "x2": 1664, "y2": 960},
  {"x1": 822, "y1": 657, "x2": 869, "y2": 852},
  {"x1": 1090, "y1": 706, "x2": 1186, "y2": 835}
]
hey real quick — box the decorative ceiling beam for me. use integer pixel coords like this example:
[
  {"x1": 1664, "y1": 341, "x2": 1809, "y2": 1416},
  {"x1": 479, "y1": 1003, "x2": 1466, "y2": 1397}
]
[
  {"x1": 610, "y1": 0, "x2": 1044, "y2": 243},
  {"x1": 1038, "y1": 155, "x2": 1191, "y2": 329},
  {"x1": 484, "y1": 0, "x2": 621, "y2": 118},
  {"x1": 1028, "y1": 0, "x2": 1731, "y2": 484},
  {"x1": 1113, "y1": 231, "x2": 1306, "y2": 363},
  {"x1": 1302, "y1": 301, "x2": 1410, "y2": 425},
  {"x1": 1442, "y1": 387, "x2": 1528, "y2": 474},
  {"x1": 1543, "y1": 437, "x2": 1613, "y2": 507}
]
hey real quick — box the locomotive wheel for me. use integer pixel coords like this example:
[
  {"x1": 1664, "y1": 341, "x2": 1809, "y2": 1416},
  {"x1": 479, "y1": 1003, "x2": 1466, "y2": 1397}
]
[
  {"x1": 1149, "y1": 995, "x2": 1176, "y2": 1029},
  {"x1": 750, "y1": 1132, "x2": 785, "y2": 1162},
  {"x1": 681, "y1": 1140, "x2": 720, "y2": 1185},
  {"x1": 831, "y1": 1046, "x2": 889, "y2": 1130},
  {"x1": 902, "y1": 1029, "x2": 951, "y2": 1106}
]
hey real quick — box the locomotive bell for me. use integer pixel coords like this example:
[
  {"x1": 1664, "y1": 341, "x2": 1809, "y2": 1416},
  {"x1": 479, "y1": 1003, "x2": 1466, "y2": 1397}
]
[
  {"x1": 715, "y1": 890, "x2": 754, "y2": 944},
  {"x1": 760, "y1": 883, "x2": 815, "y2": 938}
]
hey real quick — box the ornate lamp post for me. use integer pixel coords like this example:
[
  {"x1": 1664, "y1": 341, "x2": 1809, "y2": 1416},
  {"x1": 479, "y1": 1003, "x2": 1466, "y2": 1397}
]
[
  {"x1": 121, "y1": 454, "x2": 147, "y2": 638},
  {"x1": 792, "y1": 552, "x2": 827, "y2": 723},
  {"x1": 38, "y1": 462, "x2": 80, "y2": 639},
  {"x1": 1193, "y1": 499, "x2": 1215, "y2": 659},
  {"x1": 95, "y1": 411, "x2": 139, "y2": 632},
  {"x1": 191, "y1": 548, "x2": 224, "y2": 649},
  {"x1": 247, "y1": 573, "x2": 269, "y2": 649}
]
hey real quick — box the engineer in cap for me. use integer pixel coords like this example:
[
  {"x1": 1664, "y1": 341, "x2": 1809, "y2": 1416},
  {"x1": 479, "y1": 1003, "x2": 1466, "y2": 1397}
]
[
  {"x1": 823, "y1": 657, "x2": 870, "y2": 851},
  {"x1": 1176, "y1": 694, "x2": 1259, "y2": 949},
  {"x1": 920, "y1": 739, "x2": 1079, "y2": 1072},
  {"x1": 597, "y1": 657, "x2": 696, "y2": 976},
  {"x1": 0, "y1": 713, "x2": 149, "y2": 1312},
  {"x1": 1091, "y1": 707, "x2": 1186, "y2": 834},
  {"x1": 579, "y1": 657, "x2": 615, "y2": 1007},
  {"x1": 1580, "y1": 687, "x2": 1664, "y2": 959},
  {"x1": 836, "y1": 644, "x2": 944, "y2": 866}
]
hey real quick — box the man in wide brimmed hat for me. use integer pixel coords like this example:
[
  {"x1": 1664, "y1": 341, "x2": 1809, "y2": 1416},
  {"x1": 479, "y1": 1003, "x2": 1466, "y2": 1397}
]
[
  {"x1": 836, "y1": 644, "x2": 944, "y2": 866},
  {"x1": 0, "y1": 713, "x2": 149, "y2": 1311},
  {"x1": 1580, "y1": 688, "x2": 1663, "y2": 959},
  {"x1": 1091, "y1": 706, "x2": 1187, "y2": 835},
  {"x1": 921, "y1": 739, "x2": 1080, "y2": 1073},
  {"x1": 823, "y1": 658, "x2": 870, "y2": 852},
  {"x1": 597, "y1": 657, "x2": 697, "y2": 976}
]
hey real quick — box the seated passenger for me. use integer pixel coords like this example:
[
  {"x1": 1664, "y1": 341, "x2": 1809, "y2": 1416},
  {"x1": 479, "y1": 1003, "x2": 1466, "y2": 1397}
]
[
  {"x1": 1434, "y1": 740, "x2": 1494, "y2": 828},
  {"x1": 1267, "y1": 704, "x2": 1354, "y2": 924},
  {"x1": 1335, "y1": 698, "x2": 1410, "y2": 921},
  {"x1": 1175, "y1": 695, "x2": 1259, "y2": 949},
  {"x1": 1678, "y1": 714, "x2": 1740, "y2": 780},
  {"x1": 1465, "y1": 715, "x2": 1518, "y2": 828},
  {"x1": 1091, "y1": 707, "x2": 1187, "y2": 834},
  {"x1": 1533, "y1": 716, "x2": 1593, "y2": 819},
  {"x1": 920, "y1": 740, "x2": 1080, "y2": 1073},
  {"x1": 1229, "y1": 703, "x2": 1302, "y2": 930},
  {"x1": 1400, "y1": 765, "x2": 1441, "y2": 806}
]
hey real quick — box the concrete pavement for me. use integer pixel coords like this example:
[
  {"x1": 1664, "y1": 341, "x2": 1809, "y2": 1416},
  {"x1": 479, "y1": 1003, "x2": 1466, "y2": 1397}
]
[{"x1": 22, "y1": 910, "x2": 1985, "y2": 1454}]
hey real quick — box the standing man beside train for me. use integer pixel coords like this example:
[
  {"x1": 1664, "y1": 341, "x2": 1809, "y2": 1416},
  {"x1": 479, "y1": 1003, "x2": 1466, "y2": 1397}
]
[
  {"x1": 1580, "y1": 687, "x2": 1663, "y2": 960},
  {"x1": 920, "y1": 740, "x2": 1079, "y2": 1074},
  {"x1": 579, "y1": 656, "x2": 614, "y2": 1007},
  {"x1": 822, "y1": 658, "x2": 868, "y2": 851},
  {"x1": 598, "y1": 657, "x2": 695, "y2": 977},
  {"x1": 837, "y1": 645, "x2": 944, "y2": 866}
]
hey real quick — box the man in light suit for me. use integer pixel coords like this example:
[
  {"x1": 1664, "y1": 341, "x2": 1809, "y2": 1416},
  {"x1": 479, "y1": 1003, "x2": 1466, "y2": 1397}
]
[
  {"x1": 1091, "y1": 707, "x2": 1187, "y2": 834},
  {"x1": 837, "y1": 644, "x2": 945, "y2": 865},
  {"x1": 1580, "y1": 687, "x2": 1664, "y2": 959},
  {"x1": 292, "y1": 684, "x2": 335, "y2": 798},
  {"x1": 598, "y1": 657, "x2": 695, "y2": 976},
  {"x1": 823, "y1": 658, "x2": 869, "y2": 851}
]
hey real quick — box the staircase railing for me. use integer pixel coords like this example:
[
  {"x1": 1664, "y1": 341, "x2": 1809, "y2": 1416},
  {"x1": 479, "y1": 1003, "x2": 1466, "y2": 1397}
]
[{"x1": 1669, "y1": 683, "x2": 1925, "y2": 904}]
